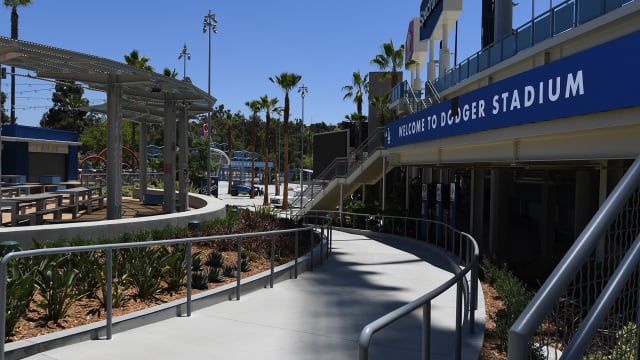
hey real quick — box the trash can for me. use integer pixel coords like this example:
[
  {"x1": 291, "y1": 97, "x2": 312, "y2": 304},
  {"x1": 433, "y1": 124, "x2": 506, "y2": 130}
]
[
  {"x1": 188, "y1": 220, "x2": 201, "y2": 231},
  {"x1": 0, "y1": 241, "x2": 21, "y2": 257}
]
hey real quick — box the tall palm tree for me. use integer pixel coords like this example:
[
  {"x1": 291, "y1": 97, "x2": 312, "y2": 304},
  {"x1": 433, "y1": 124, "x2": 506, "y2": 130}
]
[
  {"x1": 245, "y1": 100, "x2": 261, "y2": 199},
  {"x1": 341, "y1": 71, "x2": 369, "y2": 116},
  {"x1": 344, "y1": 112, "x2": 367, "y2": 147},
  {"x1": 258, "y1": 94, "x2": 279, "y2": 206},
  {"x1": 370, "y1": 40, "x2": 406, "y2": 87},
  {"x1": 269, "y1": 72, "x2": 302, "y2": 210},
  {"x1": 370, "y1": 93, "x2": 393, "y2": 125},
  {"x1": 123, "y1": 50, "x2": 153, "y2": 156},
  {"x1": 271, "y1": 113, "x2": 282, "y2": 197},
  {"x1": 124, "y1": 49, "x2": 153, "y2": 71},
  {"x1": 4, "y1": 0, "x2": 31, "y2": 124}
]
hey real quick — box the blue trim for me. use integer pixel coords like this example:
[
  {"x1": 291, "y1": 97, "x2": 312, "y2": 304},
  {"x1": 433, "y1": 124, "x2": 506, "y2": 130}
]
[{"x1": 385, "y1": 32, "x2": 640, "y2": 148}]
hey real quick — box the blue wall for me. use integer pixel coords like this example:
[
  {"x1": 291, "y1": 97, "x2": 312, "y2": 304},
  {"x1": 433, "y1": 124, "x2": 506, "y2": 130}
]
[{"x1": 1, "y1": 124, "x2": 79, "y2": 181}]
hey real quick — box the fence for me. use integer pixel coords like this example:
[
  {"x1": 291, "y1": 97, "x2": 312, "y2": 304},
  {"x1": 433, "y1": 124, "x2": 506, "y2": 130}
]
[
  {"x1": 0, "y1": 218, "x2": 332, "y2": 360},
  {"x1": 303, "y1": 210, "x2": 479, "y2": 360},
  {"x1": 508, "y1": 155, "x2": 640, "y2": 359}
]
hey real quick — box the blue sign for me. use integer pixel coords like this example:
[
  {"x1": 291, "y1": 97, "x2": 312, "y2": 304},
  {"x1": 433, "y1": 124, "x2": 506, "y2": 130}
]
[
  {"x1": 420, "y1": 0, "x2": 444, "y2": 40},
  {"x1": 385, "y1": 32, "x2": 640, "y2": 148}
]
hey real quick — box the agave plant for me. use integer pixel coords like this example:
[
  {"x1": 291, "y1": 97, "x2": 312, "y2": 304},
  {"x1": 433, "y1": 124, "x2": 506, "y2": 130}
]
[
  {"x1": 34, "y1": 255, "x2": 84, "y2": 323},
  {"x1": 191, "y1": 271, "x2": 209, "y2": 290},
  {"x1": 207, "y1": 267, "x2": 225, "y2": 283},
  {"x1": 205, "y1": 251, "x2": 224, "y2": 269}
]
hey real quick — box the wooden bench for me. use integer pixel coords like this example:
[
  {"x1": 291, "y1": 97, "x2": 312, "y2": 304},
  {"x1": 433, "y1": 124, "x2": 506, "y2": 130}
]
[
  {"x1": 79, "y1": 195, "x2": 106, "y2": 214},
  {"x1": 35, "y1": 206, "x2": 65, "y2": 223}
]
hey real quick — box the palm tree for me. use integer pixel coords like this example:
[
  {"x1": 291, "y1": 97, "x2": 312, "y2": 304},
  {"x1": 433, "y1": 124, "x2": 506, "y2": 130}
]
[
  {"x1": 344, "y1": 112, "x2": 367, "y2": 147},
  {"x1": 269, "y1": 72, "x2": 302, "y2": 210},
  {"x1": 341, "y1": 71, "x2": 369, "y2": 116},
  {"x1": 124, "y1": 50, "x2": 153, "y2": 71},
  {"x1": 245, "y1": 100, "x2": 261, "y2": 199},
  {"x1": 258, "y1": 94, "x2": 279, "y2": 206},
  {"x1": 370, "y1": 40, "x2": 406, "y2": 87},
  {"x1": 4, "y1": 0, "x2": 31, "y2": 124},
  {"x1": 163, "y1": 68, "x2": 179, "y2": 78},
  {"x1": 123, "y1": 50, "x2": 153, "y2": 157},
  {"x1": 271, "y1": 112, "x2": 282, "y2": 197},
  {"x1": 370, "y1": 93, "x2": 393, "y2": 126}
]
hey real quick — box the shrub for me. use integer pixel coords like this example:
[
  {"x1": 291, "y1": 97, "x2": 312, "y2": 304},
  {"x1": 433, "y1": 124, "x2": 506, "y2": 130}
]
[
  {"x1": 207, "y1": 267, "x2": 225, "y2": 283},
  {"x1": 481, "y1": 258, "x2": 532, "y2": 353},
  {"x1": 4, "y1": 259, "x2": 35, "y2": 339},
  {"x1": 34, "y1": 255, "x2": 84, "y2": 323},
  {"x1": 191, "y1": 271, "x2": 209, "y2": 290}
]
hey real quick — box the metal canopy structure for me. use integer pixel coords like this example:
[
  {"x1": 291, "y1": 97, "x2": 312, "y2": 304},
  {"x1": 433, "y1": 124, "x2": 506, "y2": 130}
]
[
  {"x1": 0, "y1": 36, "x2": 217, "y2": 219},
  {"x1": 0, "y1": 36, "x2": 216, "y2": 123}
]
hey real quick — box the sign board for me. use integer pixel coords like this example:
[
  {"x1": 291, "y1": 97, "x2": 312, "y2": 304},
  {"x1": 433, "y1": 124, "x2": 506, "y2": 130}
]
[
  {"x1": 420, "y1": 0, "x2": 444, "y2": 40},
  {"x1": 385, "y1": 32, "x2": 640, "y2": 148}
]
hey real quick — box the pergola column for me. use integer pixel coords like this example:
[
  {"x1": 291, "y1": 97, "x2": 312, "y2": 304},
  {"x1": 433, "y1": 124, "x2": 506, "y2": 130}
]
[
  {"x1": 106, "y1": 79, "x2": 123, "y2": 219},
  {"x1": 178, "y1": 103, "x2": 189, "y2": 211},
  {"x1": 138, "y1": 120, "x2": 148, "y2": 200},
  {"x1": 163, "y1": 98, "x2": 177, "y2": 213}
]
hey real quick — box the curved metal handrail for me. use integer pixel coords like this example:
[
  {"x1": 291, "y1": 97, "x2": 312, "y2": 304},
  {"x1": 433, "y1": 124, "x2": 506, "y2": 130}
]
[{"x1": 303, "y1": 210, "x2": 479, "y2": 360}]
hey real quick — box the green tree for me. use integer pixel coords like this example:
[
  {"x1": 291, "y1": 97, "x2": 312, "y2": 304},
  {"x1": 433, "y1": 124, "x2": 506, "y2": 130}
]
[
  {"x1": 342, "y1": 71, "x2": 369, "y2": 116},
  {"x1": 370, "y1": 40, "x2": 406, "y2": 87},
  {"x1": 370, "y1": 93, "x2": 393, "y2": 125},
  {"x1": 245, "y1": 100, "x2": 261, "y2": 199},
  {"x1": 1, "y1": 90, "x2": 8, "y2": 124},
  {"x1": 163, "y1": 68, "x2": 178, "y2": 78},
  {"x1": 4, "y1": 0, "x2": 31, "y2": 124},
  {"x1": 40, "y1": 80, "x2": 89, "y2": 132},
  {"x1": 269, "y1": 72, "x2": 302, "y2": 210},
  {"x1": 344, "y1": 112, "x2": 367, "y2": 147},
  {"x1": 124, "y1": 50, "x2": 153, "y2": 71},
  {"x1": 257, "y1": 94, "x2": 279, "y2": 206}
]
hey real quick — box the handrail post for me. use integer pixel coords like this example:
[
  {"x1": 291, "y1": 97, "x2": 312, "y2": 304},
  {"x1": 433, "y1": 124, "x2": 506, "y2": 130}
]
[
  {"x1": 422, "y1": 302, "x2": 431, "y2": 360},
  {"x1": 236, "y1": 238, "x2": 242, "y2": 300},
  {"x1": 186, "y1": 242, "x2": 192, "y2": 316},
  {"x1": 270, "y1": 235, "x2": 275, "y2": 288},
  {"x1": 294, "y1": 231, "x2": 299, "y2": 279},
  {"x1": 0, "y1": 256, "x2": 10, "y2": 360},
  {"x1": 455, "y1": 279, "x2": 463, "y2": 360},
  {"x1": 309, "y1": 228, "x2": 314, "y2": 271},
  {"x1": 106, "y1": 249, "x2": 113, "y2": 339}
]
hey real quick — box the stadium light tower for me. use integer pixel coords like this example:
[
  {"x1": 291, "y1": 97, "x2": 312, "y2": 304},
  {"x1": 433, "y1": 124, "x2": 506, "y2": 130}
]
[
  {"x1": 297, "y1": 84, "x2": 308, "y2": 193},
  {"x1": 203, "y1": 10, "x2": 218, "y2": 195}
]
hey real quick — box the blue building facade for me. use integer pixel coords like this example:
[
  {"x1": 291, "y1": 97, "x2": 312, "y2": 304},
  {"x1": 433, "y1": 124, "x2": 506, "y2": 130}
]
[{"x1": 1, "y1": 124, "x2": 80, "y2": 182}]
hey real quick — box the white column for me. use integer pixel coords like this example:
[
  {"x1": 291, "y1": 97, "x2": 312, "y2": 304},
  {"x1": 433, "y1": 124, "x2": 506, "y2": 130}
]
[
  {"x1": 163, "y1": 98, "x2": 177, "y2": 214},
  {"x1": 106, "y1": 79, "x2": 122, "y2": 219},
  {"x1": 439, "y1": 23, "x2": 451, "y2": 77},
  {"x1": 428, "y1": 39, "x2": 436, "y2": 81}
]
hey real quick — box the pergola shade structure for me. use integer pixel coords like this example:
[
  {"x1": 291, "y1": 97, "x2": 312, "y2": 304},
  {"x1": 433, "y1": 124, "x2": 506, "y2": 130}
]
[{"x1": 0, "y1": 36, "x2": 217, "y2": 218}]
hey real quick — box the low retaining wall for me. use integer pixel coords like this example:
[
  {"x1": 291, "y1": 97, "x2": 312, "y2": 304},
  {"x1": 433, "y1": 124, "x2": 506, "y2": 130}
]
[{"x1": 0, "y1": 192, "x2": 226, "y2": 249}]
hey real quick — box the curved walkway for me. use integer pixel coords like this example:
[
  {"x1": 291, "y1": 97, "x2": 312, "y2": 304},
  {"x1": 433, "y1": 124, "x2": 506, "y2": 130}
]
[{"x1": 22, "y1": 229, "x2": 485, "y2": 360}]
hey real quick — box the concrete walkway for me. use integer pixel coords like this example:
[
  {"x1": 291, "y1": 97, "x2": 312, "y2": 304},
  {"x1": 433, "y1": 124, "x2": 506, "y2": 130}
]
[{"x1": 21, "y1": 229, "x2": 485, "y2": 360}]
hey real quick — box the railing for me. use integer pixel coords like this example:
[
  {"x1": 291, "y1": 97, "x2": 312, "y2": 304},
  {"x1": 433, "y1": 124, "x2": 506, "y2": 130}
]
[
  {"x1": 0, "y1": 219, "x2": 332, "y2": 360},
  {"x1": 293, "y1": 127, "x2": 386, "y2": 216},
  {"x1": 304, "y1": 210, "x2": 479, "y2": 360},
  {"x1": 508, "y1": 155, "x2": 640, "y2": 359},
  {"x1": 434, "y1": 0, "x2": 635, "y2": 93}
]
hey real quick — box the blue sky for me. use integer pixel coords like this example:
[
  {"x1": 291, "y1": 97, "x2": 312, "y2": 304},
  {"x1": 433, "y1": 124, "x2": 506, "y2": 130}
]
[{"x1": 0, "y1": 0, "x2": 554, "y2": 128}]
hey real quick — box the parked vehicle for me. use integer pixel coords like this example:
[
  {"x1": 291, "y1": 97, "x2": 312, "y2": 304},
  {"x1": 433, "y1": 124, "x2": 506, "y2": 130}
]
[{"x1": 230, "y1": 183, "x2": 263, "y2": 197}]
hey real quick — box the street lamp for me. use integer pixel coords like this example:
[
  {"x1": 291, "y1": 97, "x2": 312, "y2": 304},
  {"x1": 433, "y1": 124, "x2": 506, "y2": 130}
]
[
  {"x1": 297, "y1": 84, "x2": 308, "y2": 193},
  {"x1": 178, "y1": 43, "x2": 191, "y2": 80},
  {"x1": 203, "y1": 10, "x2": 218, "y2": 196}
]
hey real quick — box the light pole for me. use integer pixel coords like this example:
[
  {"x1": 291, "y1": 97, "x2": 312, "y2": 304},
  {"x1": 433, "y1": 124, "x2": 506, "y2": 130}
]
[
  {"x1": 178, "y1": 43, "x2": 191, "y2": 80},
  {"x1": 297, "y1": 84, "x2": 308, "y2": 193},
  {"x1": 203, "y1": 10, "x2": 218, "y2": 196}
]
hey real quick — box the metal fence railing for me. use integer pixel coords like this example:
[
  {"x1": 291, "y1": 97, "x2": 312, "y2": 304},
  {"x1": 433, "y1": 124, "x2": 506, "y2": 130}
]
[
  {"x1": 508, "y1": 155, "x2": 640, "y2": 359},
  {"x1": 434, "y1": 0, "x2": 636, "y2": 93},
  {"x1": 0, "y1": 219, "x2": 332, "y2": 360},
  {"x1": 302, "y1": 210, "x2": 479, "y2": 360}
]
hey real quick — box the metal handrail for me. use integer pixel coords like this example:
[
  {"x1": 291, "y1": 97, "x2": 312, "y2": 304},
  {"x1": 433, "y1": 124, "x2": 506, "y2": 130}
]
[
  {"x1": 508, "y1": 154, "x2": 640, "y2": 359},
  {"x1": 304, "y1": 210, "x2": 479, "y2": 360},
  {"x1": 0, "y1": 220, "x2": 332, "y2": 359}
]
